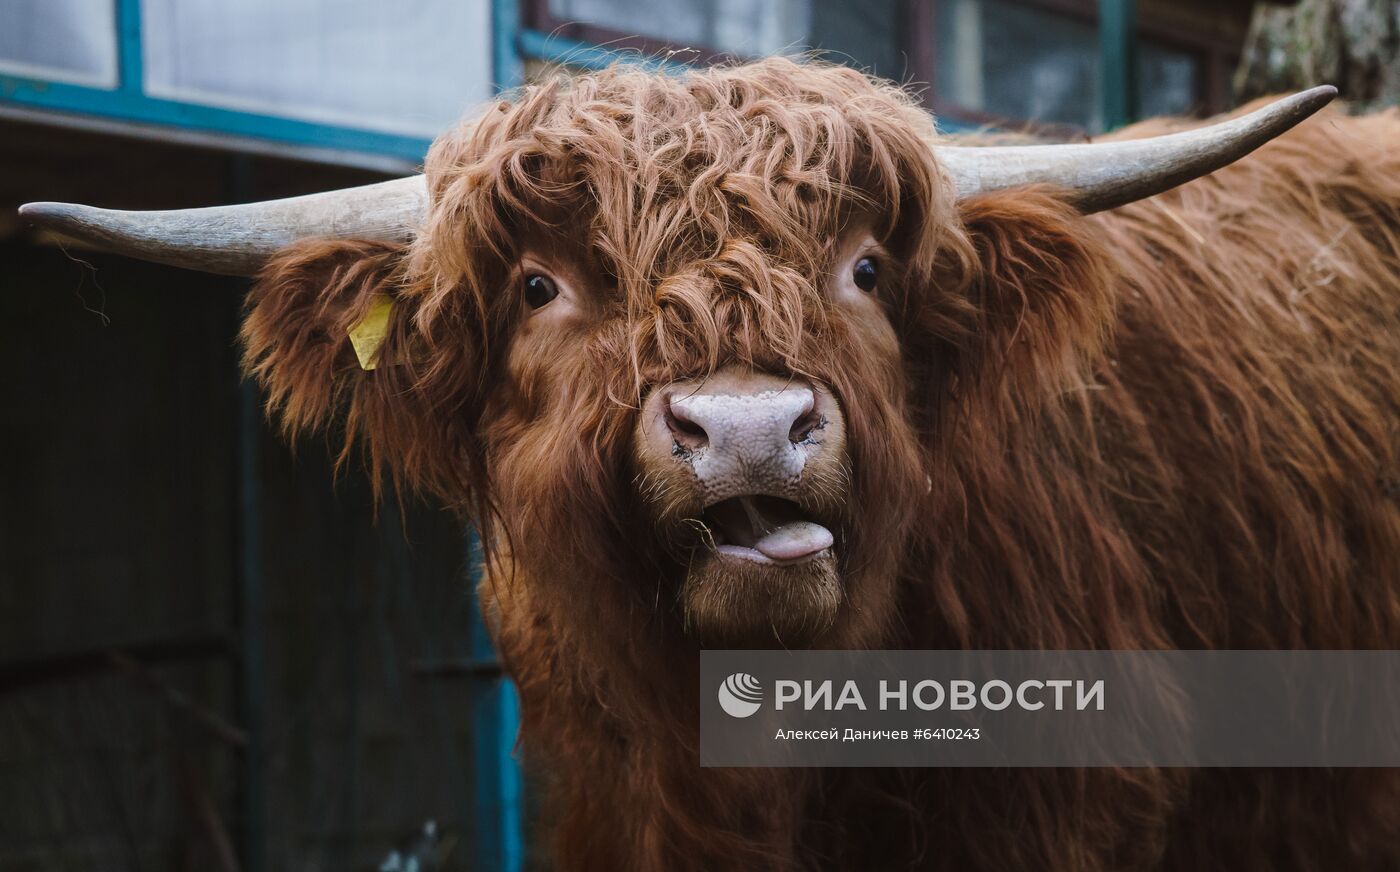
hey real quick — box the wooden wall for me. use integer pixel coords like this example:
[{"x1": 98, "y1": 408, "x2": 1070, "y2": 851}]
[{"x1": 0, "y1": 118, "x2": 492, "y2": 871}]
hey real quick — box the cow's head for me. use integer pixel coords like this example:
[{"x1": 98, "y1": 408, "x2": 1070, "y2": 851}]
[{"x1": 20, "y1": 61, "x2": 1332, "y2": 648}]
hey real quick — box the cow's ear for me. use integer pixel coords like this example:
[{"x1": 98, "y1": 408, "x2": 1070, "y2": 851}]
[
  {"x1": 919, "y1": 188, "x2": 1116, "y2": 406},
  {"x1": 240, "y1": 238, "x2": 471, "y2": 499},
  {"x1": 241, "y1": 237, "x2": 406, "y2": 438}
]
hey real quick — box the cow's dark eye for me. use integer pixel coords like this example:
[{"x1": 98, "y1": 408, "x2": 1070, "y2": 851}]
[
  {"x1": 523, "y1": 273, "x2": 559, "y2": 309},
  {"x1": 852, "y1": 256, "x2": 878, "y2": 293}
]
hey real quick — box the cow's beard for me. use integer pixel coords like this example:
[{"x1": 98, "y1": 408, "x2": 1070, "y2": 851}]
[{"x1": 680, "y1": 545, "x2": 843, "y2": 646}]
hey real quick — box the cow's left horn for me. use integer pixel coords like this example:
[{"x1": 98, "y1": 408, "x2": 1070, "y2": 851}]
[
  {"x1": 937, "y1": 86, "x2": 1337, "y2": 213},
  {"x1": 18, "y1": 174, "x2": 428, "y2": 276}
]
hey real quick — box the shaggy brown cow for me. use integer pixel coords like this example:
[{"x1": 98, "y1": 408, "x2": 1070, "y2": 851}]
[{"x1": 21, "y1": 59, "x2": 1400, "y2": 870}]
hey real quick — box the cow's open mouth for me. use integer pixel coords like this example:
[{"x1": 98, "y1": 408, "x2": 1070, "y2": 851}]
[{"x1": 701, "y1": 495, "x2": 834, "y2": 566}]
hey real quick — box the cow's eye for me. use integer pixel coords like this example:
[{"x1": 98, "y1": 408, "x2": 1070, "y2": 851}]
[
  {"x1": 523, "y1": 273, "x2": 559, "y2": 309},
  {"x1": 852, "y1": 256, "x2": 878, "y2": 293}
]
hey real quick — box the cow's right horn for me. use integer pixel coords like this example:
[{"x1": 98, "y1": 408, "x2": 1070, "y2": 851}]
[
  {"x1": 937, "y1": 86, "x2": 1337, "y2": 214},
  {"x1": 18, "y1": 174, "x2": 428, "y2": 277}
]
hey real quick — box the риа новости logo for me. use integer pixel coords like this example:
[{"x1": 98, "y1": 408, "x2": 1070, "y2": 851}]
[{"x1": 718, "y1": 672, "x2": 763, "y2": 718}]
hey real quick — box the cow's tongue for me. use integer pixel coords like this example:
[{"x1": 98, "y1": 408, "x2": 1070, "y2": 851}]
[
  {"x1": 752, "y1": 520, "x2": 834, "y2": 561},
  {"x1": 707, "y1": 496, "x2": 833, "y2": 562}
]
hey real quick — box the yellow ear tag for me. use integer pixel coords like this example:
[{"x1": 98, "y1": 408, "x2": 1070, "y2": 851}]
[{"x1": 347, "y1": 294, "x2": 394, "y2": 371}]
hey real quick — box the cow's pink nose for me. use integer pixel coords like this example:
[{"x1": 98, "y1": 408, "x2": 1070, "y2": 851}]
[
  {"x1": 639, "y1": 369, "x2": 842, "y2": 506},
  {"x1": 664, "y1": 386, "x2": 820, "y2": 451}
]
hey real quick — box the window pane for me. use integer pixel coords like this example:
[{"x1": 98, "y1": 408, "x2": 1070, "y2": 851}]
[
  {"x1": 808, "y1": 0, "x2": 903, "y2": 80},
  {"x1": 141, "y1": 0, "x2": 493, "y2": 137},
  {"x1": 1138, "y1": 41, "x2": 1198, "y2": 118},
  {"x1": 543, "y1": 0, "x2": 907, "y2": 79},
  {"x1": 0, "y1": 0, "x2": 118, "y2": 88},
  {"x1": 936, "y1": 0, "x2": 1099, "y2": 129},
  {"x1": 548, "y1": 0, "x2": 811, "y2": 58}
]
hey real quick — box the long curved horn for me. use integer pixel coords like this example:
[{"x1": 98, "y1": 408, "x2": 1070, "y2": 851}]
[
  {"x1": 937, "y1": 86, "x2": 1337, "y2": 213},
  {"x1": 18, "y1": 175, "x2": 427, "y2": 276}
]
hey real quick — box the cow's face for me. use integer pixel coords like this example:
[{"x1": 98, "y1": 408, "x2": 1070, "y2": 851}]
[
  {"x1": 628, "y1": 224, "x2": 915, "y2": 645},
  {"x1": 485, "y1": 215, "x2": 927, "y2": 646},
  {"x1": 406, "y1": 61, "x2": 956, "y2": 649}
]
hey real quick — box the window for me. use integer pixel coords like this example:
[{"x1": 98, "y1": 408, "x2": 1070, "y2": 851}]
[
  {"x1": 0, "y1": 0, "x2": 118, "y2": 88},
  {"x1": 530, "y1": 0, "x2": 1213, "y2": 134},
  {"x1": 546, "y1": 0, "x2": 810, "y2": 58},
  {"x1": 1137, "y1": 39, "x2": 1199, "y2": 120},
  {"x1": 933, "y1": 0, "x2": 1202, "y2": 132},
  {"x1": 140, "y1": 0, "x2": 493, "y2": 137},
  {"x1": 532, "y1": 0, "x2": 907, "y2": 80},
  {"x1": 936, "y1": 0, "x2": 1100, "y2": 129}
]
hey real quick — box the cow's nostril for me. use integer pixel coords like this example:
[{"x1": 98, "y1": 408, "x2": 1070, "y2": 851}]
[
  {"x1": 789, "y1": 407, "x2": 822, "y2": 444},
  {"x1": 665, "y1": 397, "x2": 709, "y2": 448}
]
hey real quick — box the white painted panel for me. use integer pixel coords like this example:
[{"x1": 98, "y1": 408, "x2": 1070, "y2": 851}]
[
  {"x1": 141, "y1": 0, "x2": 493, "y2": 137},
  {"x1": 0, "y1": 0, "x2": 118, "y2": 88}
]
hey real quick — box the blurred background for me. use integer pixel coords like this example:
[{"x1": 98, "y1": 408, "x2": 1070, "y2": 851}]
[{"x1": 0, "y1": 0, "x2": 1392, "y2": 870}]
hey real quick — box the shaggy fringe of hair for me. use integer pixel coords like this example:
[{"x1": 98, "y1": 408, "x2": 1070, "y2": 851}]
[{"x1": 241, "y1": 56, "x2": 1400, "y2": 870}]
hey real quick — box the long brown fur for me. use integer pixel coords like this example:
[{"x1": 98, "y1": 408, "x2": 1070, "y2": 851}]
[{"x1": 240, "y1": 59, "x2": 1400, "y2": 870}]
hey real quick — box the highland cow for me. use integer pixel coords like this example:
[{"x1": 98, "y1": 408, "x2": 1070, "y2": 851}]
[{"x1": 21, "y1": 59, "x2": 1400, "y2": 870}]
